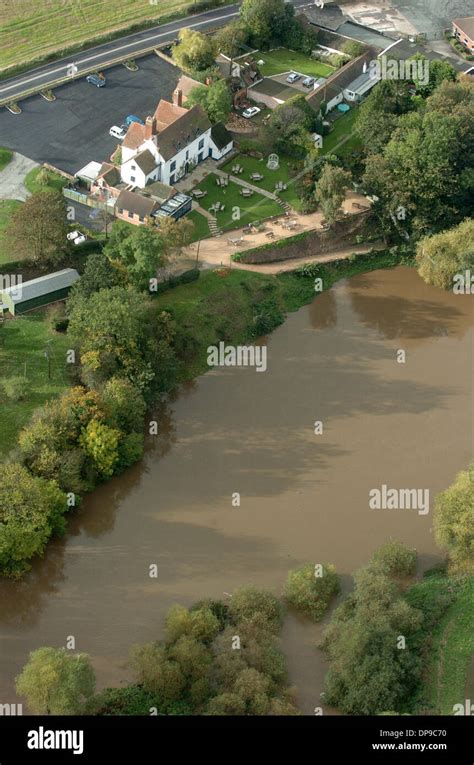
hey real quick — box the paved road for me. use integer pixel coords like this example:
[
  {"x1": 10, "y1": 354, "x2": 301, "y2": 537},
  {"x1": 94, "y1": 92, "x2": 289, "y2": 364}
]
[
  {"x1": 0, "y1": 2, "x2": 311, "y2": 103},
  {"x1": 0, "y1": 153, "x2": 38, "y2": 201}
]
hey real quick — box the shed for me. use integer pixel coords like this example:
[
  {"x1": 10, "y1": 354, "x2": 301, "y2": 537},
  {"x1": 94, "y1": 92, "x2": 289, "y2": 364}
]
[{"x1": 0, "y1": 268, "x2": 80, "y2": 315}]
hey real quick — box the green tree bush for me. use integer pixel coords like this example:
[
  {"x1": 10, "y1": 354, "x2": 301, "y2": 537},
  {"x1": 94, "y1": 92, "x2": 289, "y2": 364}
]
[{"x1": 284, "y1": 563, "x2": 340, "y2": 620}]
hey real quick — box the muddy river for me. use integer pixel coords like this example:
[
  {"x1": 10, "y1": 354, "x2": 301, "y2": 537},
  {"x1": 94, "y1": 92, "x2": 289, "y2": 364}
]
[{"x1": 0, "y1": 266, "x2": 472, "y2": 713}]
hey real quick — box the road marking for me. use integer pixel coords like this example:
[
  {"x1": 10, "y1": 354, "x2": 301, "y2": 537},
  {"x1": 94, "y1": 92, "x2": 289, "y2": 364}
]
[{"x1": 0, "y1": 10, "x2": 239, "y2": 95}]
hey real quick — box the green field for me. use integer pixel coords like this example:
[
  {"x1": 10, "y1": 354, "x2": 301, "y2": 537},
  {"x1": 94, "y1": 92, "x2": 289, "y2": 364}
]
[
  {"x1": 0, "y1": 313, "x2": 71, "y2": 456},
  {"x1": 321, "y1": 107, "x2": 360, "y2": 155},
  {"x1": 24, "y1": 167, "x2": 68, "y2": 196},
  {"x1": 187, "y1": 209, "x2": 211, "y2": 242},
  {"x1": 0, "y1": 0, "x2": 211, "y2": 72},
  {"x1": 426, "y1": 577, "x2": 474, "y2": 714},
  {"x1": 195, "y1": 173, "x2": 282, "y2": 231},
  {"x1": 257, "y1": 48, "x2": 334, "y2": 79},
  {"x1": 222, "y1": 153, "x2": 303, "y2": 211},
  {"x1": 0, "y1": 200, "x2": 22, "y2": 264}
]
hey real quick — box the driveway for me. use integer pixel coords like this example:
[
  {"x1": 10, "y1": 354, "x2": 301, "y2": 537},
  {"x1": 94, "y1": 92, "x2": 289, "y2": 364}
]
[
  {"x1": 0, "y1": 54, "x2": 180, "y2": 176},
  {"x1": 0, "y1": 152, "x2": 38, "y2": 201}
]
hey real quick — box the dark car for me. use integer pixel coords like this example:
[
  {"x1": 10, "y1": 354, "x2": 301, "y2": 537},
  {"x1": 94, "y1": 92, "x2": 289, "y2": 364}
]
[{"x1": 86, "y1": 73, "x2": 106, "y2": 87}]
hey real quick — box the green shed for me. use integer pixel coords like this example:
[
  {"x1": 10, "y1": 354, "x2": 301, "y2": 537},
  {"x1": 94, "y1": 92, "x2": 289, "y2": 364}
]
[{"x1": 0, "y1": 268, "x2": 79, "y2": 315}]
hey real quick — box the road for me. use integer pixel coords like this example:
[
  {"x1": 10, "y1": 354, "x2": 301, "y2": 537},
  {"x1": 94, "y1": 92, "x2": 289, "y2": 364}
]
[{"x1": 0, "y1": 1, "x2": 311, "y2": 103}]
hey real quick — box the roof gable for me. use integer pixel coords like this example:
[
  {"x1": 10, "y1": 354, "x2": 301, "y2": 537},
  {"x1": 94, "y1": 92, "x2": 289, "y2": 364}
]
[{"x1": 156, "y1": 104, "x2": 211, "y2": 161}]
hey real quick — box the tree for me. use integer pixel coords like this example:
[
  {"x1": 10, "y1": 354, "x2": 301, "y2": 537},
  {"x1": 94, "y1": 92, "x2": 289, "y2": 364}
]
[
  {"x1": 265, "y1": 98, "x2": 314, "y2": 157},
  {"x1": 355, "y1": 80, "x2": 413, "y2": 155},
  {"x1": 16, "y1": 648, "x2": 95, "y2": 714},
  {"x1": 411, "y1": 54, "x2": 457, "y2": 98},
  {"x1": 240, "y1": 0, "x2": 292, "y2": 48},
  {"x1": 102, "y1": 377, "x2": 146, "y2": 434},
  {"x1": 415, "y1": 219, "x2": 474, "y2": 290},
  {"x1": 315, "y1": 164, "x2": 352, "y2": 224},
  {"x1": 130, "y1": 642, "x2": 185, "y2": 702},
  {"x1": 68, "y1": 251, "x2": 123, "y2": 302},
  {"x1": 155, "y1": 215, "x2": 195, "y2": 251},
  {"x1": 187, "y1": 79, "x2": 232, "y2": 124},
  {"x1": 0, "y1": 463, "x2": 67, "y2": 577},
  {"x1": 363, "y1": 81, "x2": 474, "y2": 237},
  {"x1": 79, "y1": 419, "x2": 120, "y2": 478},
  {"x1": 215, "y1": 22, "x2": 248, "y2": 73},
  {"x1": 173, "y1": 28, "x2": 217, "y2": 72},
  {"x1": 284, "y1": 563, "x2": 340, "y2": 620},
  {"x1": 68, "y1": 286, "x2": 166, "y2": 393},
  {"x1": 104, "y1": 222, "x2": 166, "y2": 291},
  {"x1": 6, "y1": 190, "x2": 68, "y2": 266},
  {"x1": 228, "y1": 587, "x2": 283, "y2": 633},
  {"x1": 434, "y1": 464, "x2": 474, "y2": 574}
]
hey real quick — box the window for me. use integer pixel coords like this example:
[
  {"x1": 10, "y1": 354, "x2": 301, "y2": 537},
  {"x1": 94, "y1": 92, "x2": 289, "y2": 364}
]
[
  {"x1": 186, "y1": 150, "x2": 189, "y2": 160},
  {"x1": 128, "y1": 211, "x2": 133, "y2": 218},
  {"x1": 198, "y1": 138, "x2": 204, "y2": 150},
  {"x1": 130, "y1": 175, "x2": 135, "y2": 183},
  {"x1": 170, "y1": 160, "x2": 176, "y2": 172},
  {"x1": 131, "y1": 165, "x2": 136, "y2": 170},
  {"x1": 139, "y1": 216, "x2": 144, "y2": 222},
  {"x1": 198, "y1": 153, "x2": 203, "y2": 163}
]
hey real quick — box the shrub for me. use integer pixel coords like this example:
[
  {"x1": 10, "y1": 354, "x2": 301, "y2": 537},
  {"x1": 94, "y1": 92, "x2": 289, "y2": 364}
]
[
  {"x1": 370, "y1": 541, "x2": 417, "y2": 578},
  {"x1": 228, "y1": 587, "x2": 283, "y2": 633},
  {"x1": 1, "y1": 375, "x2": 28, "y2": 402},
  {"x1": 284, "y1": 563, "x2": 340, "y2": 620}
]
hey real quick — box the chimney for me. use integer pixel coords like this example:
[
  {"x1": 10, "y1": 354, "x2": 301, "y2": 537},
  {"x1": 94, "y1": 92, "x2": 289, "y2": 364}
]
[
  {"x1": 173, "y1": 88, "x2": 183, "y2": 107},
  {"x1": 144, "y1": 115, "x2": 156, "y2": 140}
]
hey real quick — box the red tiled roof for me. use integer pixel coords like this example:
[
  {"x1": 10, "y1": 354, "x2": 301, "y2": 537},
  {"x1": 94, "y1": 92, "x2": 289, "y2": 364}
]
[
  {"x1": 123, "y1": 121, "x2": 146, "y2": 150},
  {"x1": 154, "y1": 99, "x2": 189, "y2": 131}
]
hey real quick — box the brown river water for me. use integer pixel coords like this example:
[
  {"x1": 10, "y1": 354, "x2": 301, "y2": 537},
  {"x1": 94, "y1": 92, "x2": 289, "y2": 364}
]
[{"x1": 0, "y1": 266, "x2": 472, "y2": 713}]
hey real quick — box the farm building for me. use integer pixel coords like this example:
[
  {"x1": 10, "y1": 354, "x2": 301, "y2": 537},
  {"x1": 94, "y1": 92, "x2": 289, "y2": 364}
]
[{"x1": 0, "y1": 268, "x2": 79, "y2": 315}]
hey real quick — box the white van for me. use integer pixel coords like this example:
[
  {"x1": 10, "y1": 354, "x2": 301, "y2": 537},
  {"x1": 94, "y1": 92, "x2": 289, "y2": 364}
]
[{"x1": 109, "y1": 125, "x2": 126, "y2": 140}]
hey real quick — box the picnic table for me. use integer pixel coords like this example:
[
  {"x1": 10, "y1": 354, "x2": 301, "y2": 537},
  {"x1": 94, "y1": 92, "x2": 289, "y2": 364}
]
[
  {"x1": 265, "y1": 231, "x2": 275, "y2": 239},
  {"x1": 240, "y1": 188, "x2": 253, "y2": 197},
  {"x1": 250, "y1": 173, "x2": 264, "y2": 181},
  {"x1": 227, "y1": 237, "x2": 243, "y2": 246},
  {"x1": 192, "y1": 189, "x2": 207, "y2": 199}
]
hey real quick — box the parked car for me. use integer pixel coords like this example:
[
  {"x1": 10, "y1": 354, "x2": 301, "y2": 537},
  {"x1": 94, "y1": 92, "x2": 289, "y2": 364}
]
[
  {"x1": 124, "y1": 114, "x2": 145, "y2": 127},
  {"x1": 86, "y1": 73, "x2": 106, "y2": 87},
  {"x1": 303, "y1": 76, "x2": 315, "y2": 88},
  {"x1": 287, "y1": 72, "x2": 301, "y2": 83},
  {"x1": 109, "y1": 125, "x2": 126, "y2": 140},
  {"x1": 67, "y1": 231, "x2": 86, "y2": 245},
  {"x1": 242, "y1": 106, "x2": 261, "y2": 119}
]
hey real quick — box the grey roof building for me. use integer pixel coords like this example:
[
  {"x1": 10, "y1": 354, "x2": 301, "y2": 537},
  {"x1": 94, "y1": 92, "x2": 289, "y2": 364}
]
[{"x1": 0, "y1": 268, "x2": 79, "y2": 315}]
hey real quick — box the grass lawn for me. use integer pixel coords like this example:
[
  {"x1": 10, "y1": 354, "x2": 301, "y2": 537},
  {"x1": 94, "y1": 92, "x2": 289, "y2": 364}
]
[
  {"x1": 425, "y1": 577, "x2": 474, "y2": 714},
  {"x1": 0, "y1": 312, "x2": 71, "y2": 457},
  {"x1": 24, "y1": 167, "x2": 68, "y2": 195},
  {"x1": 0, "y1": 148, "x2": 13, "y2": 171},
  {"x1": 0, "y1": 0, "x2": 203, "y2": 72},
  {"x1": 222, "y1": 153, "x2": 303, "y2": 212},
  {"x1": 187, "y1": 209, "x2": 211, "y2": 242},
  {"x1": 257, "y1": 48, "x2": 334, "y2": 79},
  {"x1": 195, "y1": 173, "x2": 282, "y2": 232},
  {"x1": 322, "y1": 106, "x2": 360, "y2": 155},
  {"x1": 0, "y1": 200, "x2": 23, "y2": 264}
]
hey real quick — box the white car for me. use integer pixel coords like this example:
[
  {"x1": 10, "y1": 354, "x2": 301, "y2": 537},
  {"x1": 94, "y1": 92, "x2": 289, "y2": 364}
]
[
  {"x1": 242, "y1": 106, "x2": 261, "y2": 119},
  {"x1": 287, "y1": 72, "x2": 301, "y2": 83},
  {"x1": 67, "y1": 231, "x2": 86, "y2": 245},
  {"x1": 109, "y1": 125, "x2": 126, "y2": 140}
]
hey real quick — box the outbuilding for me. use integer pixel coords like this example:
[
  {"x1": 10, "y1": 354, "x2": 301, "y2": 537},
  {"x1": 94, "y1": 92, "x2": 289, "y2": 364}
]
[{"x1": 0, "y1": 268, "x2": 79, "y2": 315}]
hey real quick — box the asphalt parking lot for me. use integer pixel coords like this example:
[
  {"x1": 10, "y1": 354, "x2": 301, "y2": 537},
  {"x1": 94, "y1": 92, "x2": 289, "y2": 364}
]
[{"x1": 0, "y1": 54, "x2": 180, "y2": 176}]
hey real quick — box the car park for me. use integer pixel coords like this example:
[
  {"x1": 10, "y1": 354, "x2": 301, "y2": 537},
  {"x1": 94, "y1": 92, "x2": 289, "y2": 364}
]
[
  {"x1": 86, "y1": 73, "x2": 106, "y2": 87},
  {"x1": 242, "y1": 106, "x2": 261, "y2": 119},
  {"x1": 286, "y1": 72, "x2": 301, "y2": 83},
  {"x1": 109, "y1": 125, "x2": 126, "y2": 140},
  {"x1": 302, "y1": 76, "x2": 315, "y2": 88}
]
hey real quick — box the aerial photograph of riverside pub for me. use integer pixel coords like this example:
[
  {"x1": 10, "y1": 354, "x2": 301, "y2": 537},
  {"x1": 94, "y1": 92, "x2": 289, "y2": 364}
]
[{"x1": 0, "y1": 0, "x2": 472, "y2": 757}]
